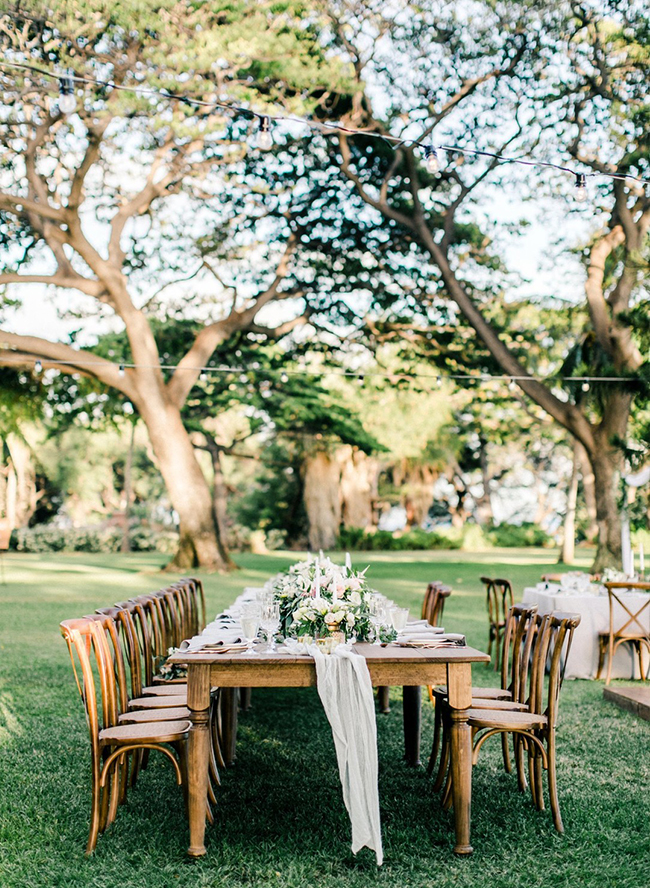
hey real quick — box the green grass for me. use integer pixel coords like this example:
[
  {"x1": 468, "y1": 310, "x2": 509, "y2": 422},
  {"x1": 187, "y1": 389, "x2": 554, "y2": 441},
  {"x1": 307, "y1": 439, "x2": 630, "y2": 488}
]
[{"x1": 1, "y1": 549, "x2": 648, "y2": 888}]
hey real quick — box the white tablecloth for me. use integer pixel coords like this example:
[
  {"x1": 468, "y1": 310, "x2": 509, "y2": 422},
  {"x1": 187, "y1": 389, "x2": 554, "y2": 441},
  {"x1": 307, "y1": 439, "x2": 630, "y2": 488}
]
[{"x1": 522, "y1": 585, "x2": 650, "y2": 680}]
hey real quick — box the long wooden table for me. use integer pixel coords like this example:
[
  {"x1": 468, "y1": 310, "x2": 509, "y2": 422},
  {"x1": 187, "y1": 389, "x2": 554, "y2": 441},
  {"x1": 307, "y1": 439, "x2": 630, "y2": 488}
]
[{"x1": 168, "y1": 642, "x2": 490, "y2": 857}]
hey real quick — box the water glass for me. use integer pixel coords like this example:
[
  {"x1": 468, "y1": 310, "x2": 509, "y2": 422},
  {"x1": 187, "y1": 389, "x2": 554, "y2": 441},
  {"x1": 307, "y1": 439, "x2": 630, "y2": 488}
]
[
  {"x1": 260, "y1": 602, "x2": 281, "y2": 653},
  {"x1": 240, "y1": 607, "x2": 260, "y2": 655}
]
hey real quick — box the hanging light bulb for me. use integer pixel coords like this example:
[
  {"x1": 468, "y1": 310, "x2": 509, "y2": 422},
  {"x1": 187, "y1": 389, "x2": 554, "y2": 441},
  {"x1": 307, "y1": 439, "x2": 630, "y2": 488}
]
[
  {"x1": 508, "y1": 378, "x2": 517, "y2": 391},
  {"x1": 255, "y1": 116, "x2": 273, "y2": 151},
  {"x1": 199, "y1": 370, "x2": 208, "y2": 382},
  {"x1": 118, "y1": 364, "x2": 125, "y2": 378},
  {"x1": 280, "y1": 372, "x2": 289, "y2": 384},
  {"x1": 436, "y1": 376, "x2": 442, "y2": 387},
  {"x1": 581, "y1": 381, "x2": 590, "y2": 392},
  {"x1": 574, "y1": 173, "x2": 588, "y2": 203},
  {"x1": 357, "y1": 373, "x2": 365, "y2": 386},
  {"x1": 58, "y1": 70, "x2": 77, "y2": 115},
  {"x1": 34, "y1": 359, "x2": 43, "y2": 374},
  {"x1": 424, "y1": 144, "x2": 440, "y2": 174}
]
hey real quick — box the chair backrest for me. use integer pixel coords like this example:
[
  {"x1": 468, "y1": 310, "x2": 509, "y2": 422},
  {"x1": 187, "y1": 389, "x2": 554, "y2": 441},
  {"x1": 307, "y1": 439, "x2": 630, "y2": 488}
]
[
  {"x1": 500, "y1": 602, "x2": 538, "y2": 693},
  {"x1": 422, "y1": 582, "x2": 452, "y2": 627},
  {"x1": 85, "y1": 610, "x2": 131, "y2": 715},
  {"x1": 527, "y1": 611, "x2": 581, "y2": 723},
  {"x1": 483, "y1": 577, "x2": 514, "y2": 628},
  {"x1": 177, "y1": 576, "x2": 206, "y2": 633},
  {"x1": 60, "y1": 617, "x2": 121, "y2": 759},
  {"x1": 604, "y1": 581, "x2": 650, "y2": 639},
  {"x1": 125, "y1": 594, "x2": 164, "y2": 686}
]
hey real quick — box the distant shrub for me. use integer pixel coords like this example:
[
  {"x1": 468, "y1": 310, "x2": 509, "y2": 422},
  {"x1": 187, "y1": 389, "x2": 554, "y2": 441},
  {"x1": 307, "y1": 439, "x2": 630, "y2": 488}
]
[
  {"x1": 488, "y1": 522, "x2": 552, "y2": 548},
  {"x1": 338, "y1": 527, "x2": 461, "y2": 551},
  {"x1": 14, "y1": 524, "x2": 179, "y2": 554}
]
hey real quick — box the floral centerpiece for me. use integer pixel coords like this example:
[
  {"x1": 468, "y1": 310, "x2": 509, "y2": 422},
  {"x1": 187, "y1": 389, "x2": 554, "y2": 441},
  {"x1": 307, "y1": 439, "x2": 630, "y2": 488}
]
[{"x1": 265, "y1": 554, "x2": 396, "y2": 644}]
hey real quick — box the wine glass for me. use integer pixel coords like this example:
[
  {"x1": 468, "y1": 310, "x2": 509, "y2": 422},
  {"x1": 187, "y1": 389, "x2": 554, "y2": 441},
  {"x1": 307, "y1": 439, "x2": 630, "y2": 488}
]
[
  {"x1": 390, "y1": 606, "x2": 409, "y2": 634},
  {"x1": 260, "y1": 602, "x2": 281, "y2": 653},
  {"x1": 240, "y1": 607, "x2": 260, "y2": 656},
  {"x1": 369, "y1": 596, "x2": 387, "y2": 645}
]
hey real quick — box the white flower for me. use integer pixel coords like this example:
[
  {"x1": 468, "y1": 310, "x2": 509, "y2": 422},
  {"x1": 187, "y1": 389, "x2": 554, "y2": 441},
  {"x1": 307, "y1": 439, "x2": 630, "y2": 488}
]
[
  {"x1": 349, "y1": 590, "x2": 361, "y2": 606},
  {"x1": 346, "y1": 613, "x2": 356, "y2": 626}
]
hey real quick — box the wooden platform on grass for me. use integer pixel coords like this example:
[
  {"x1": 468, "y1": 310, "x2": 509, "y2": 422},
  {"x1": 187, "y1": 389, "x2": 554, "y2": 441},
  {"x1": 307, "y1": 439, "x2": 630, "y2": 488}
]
[{"x1": 603, "y1": 686, "x2": 650, "y2": 722}]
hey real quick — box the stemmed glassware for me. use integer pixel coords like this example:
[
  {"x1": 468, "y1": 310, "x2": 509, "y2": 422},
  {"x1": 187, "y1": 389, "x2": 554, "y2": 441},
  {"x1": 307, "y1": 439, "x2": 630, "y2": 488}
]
[
  {"x1": 368, "y1": 594, "x2": 388, "y2": 645},
  {"x1": 260, "y1": 601, "x2": 281, "y2": 653},
  {"x1": 390, "y1": 606, "x2": 409, "y2": 634},
  {"x1": 240, "y1": 606, "x2": 261, "y2": 655}
]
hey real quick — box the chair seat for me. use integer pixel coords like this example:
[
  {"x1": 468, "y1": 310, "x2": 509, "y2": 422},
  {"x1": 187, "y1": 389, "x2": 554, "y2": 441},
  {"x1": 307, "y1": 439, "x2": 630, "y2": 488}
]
[
  {"x1": 468, "y1": 698, "x2": 527, "y2": 711},
  {"x1": 432, "y1": 685, "x2": 512, "y2": 701},
  {"x1": 142, "y1": 683, "x2": 188, "y2": 696},
  {"x1": 127, "y1": 695, "x2": 188, "y2": 710},
  {"x1": 467, "y1": 707, "x2": 547, "y2": 731},
  {"x1": 598, "y1": 631, "x2": 649, "y2": 641},
  {"x1": 99, "y1": 720, "x2": 191, "y2": 745},
  {"x1": 119, "y1": 707, "x2": 191, "y2": 724}
]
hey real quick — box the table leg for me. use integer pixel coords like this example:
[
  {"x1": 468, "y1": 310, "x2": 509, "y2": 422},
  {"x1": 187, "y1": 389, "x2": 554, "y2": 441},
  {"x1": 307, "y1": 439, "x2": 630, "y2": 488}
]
[
  {"x1": 221, "y1": 687, "x2": 239, "y2": 766},
  {"x1": 186, "y1": 664, "x2": 211, "y2": 858},
  {"x1": 402, "y1": 685, "x2": 421, "y2": 766},
  {"x1": 377, "y1": 685, "x2": 391, "y2": 713},
  {"x1": 446, "y1": 662, "x2": 473, "y2": 855}
]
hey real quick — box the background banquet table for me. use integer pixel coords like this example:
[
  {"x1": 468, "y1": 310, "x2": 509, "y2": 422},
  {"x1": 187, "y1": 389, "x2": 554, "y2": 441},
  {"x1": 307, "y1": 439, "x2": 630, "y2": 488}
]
[{"x1": 522, "y1": 584, "x2": 650, "y2": 680}]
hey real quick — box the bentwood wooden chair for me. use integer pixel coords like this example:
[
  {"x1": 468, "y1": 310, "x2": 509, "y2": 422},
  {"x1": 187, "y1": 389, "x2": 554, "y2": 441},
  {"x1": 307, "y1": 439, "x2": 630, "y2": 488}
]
[
  {"x1": 60, "y1": 617, "x2": 191, "y2": 854},
  {"x1": 428, "y1": 602, "x2": 538, "y2": 788},
  {"x1": 596, "y1": 581, "x2": 650, "y2": 685},
  {"x1": 422, "y1": 582, "x2": 452, "y2": 627},
  {"x1": 461, "y1": 611, "x2": 581, "y2": 833},
  {"x1": 481, "y1": 576, "x2": 514, "y2": 671}
]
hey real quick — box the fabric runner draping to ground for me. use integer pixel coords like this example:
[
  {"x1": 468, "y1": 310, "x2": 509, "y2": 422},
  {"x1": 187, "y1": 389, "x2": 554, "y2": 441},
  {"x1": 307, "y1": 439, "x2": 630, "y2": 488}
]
[{"x1": 310, "y1": 644, "x2": 383, "y2": 865}]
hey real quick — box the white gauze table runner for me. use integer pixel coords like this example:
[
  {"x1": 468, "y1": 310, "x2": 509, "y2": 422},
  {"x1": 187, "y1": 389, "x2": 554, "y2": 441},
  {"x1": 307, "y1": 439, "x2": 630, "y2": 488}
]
[{"x1": 310, "y1": 644, "x2": 383, "y2": 865}]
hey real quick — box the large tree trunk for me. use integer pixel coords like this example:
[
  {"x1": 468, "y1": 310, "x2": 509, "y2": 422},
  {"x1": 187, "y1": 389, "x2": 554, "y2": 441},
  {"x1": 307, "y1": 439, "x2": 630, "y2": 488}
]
[
  {"x1": 578, "y1": 444, "x2": 598, "y2": 542},
  {"x1": 338, "y1": 446, "x2": 377, "y2": 529},
  {"x1": 303, "y1": 450, "x2": 342, "y2": 551},
  {"x1": 5, "y1": 433, "x2": 39, "y2": 528},
  {"x1": 137, "y1": 398, "x2": 233, "y2": 570},
  {"x1": 560, "y1": 442, "x2": 580, "y2": 564}
]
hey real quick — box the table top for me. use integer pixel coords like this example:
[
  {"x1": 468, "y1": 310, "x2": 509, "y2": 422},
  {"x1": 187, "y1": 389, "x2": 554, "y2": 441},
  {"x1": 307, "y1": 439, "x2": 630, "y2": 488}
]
[{"x1": 168, "y1": 642, "x2": 490, "y2": 690}]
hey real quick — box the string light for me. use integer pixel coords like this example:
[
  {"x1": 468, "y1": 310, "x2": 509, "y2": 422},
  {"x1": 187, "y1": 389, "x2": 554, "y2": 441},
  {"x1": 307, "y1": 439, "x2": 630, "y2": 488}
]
[
  {"x1": 0, "y1": 60, "x2": 648, "y2": 192},
  {"x1": 0, "y1": 353, "x2": 634, "y2": 388},
  {"x1": 118, "y1": 363, "x2": 125, "y2": 377},
  {"x1": 424, "y1": 144, "x2": 440, "y2": 174},
  {"x1": 255, "y1": 116, "x2": 273, "y2": 151},
  {"x1": 57, "y1": 69, "x2": 76, "y2": 115},
  {"x1": 575, "y1": 173, "x2": 588, "y2": 203},
  {"x1": 508, "y1": 379, "x2": 517, "y2": 391}
]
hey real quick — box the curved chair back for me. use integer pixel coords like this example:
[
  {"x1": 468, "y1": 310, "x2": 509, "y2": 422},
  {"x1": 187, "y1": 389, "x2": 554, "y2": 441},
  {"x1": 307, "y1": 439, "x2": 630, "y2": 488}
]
[{"x1": 422, "y1": 582, "x2": 452, "y2": 627}]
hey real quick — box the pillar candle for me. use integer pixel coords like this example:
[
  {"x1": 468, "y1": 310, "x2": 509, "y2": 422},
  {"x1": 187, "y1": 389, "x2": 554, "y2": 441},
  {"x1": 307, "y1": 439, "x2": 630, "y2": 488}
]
[{"x1": 345, "y1": 552, "x2": 352, "y2": 571}]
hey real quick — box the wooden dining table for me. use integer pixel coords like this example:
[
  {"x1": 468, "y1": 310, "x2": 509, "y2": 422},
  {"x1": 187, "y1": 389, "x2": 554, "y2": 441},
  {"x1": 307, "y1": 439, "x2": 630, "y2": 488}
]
[{"x1": 168, "y1": 641, "x2": 490, "y2": 857}]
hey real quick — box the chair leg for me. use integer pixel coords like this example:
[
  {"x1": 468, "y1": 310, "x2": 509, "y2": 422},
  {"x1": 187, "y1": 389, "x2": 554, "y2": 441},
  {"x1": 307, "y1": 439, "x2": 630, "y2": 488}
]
[
  {"x1": 441, "y1": 766, "x2": 453, "y2": 811},
  {"x1": 377, "y1": 685, "x2": 390, "y2": 713},
  {"x1": 501, "y1": 731, "x2": 512, "y2": 774},
  {"x1": 595, "y1": 637, "x2": 606, "y2": 680},
  {"x1": 547, "y1": 735, "x2": 564, "y2": 833},
  {"x1": 427, "y1": 699, "x2": 443, "y2": 776},
  {"x1": 86, "y1": 767, "x2": 103, "y2": 856},
  {"x1": 432, "y1": 722, "x2": 450, "y2": 792},
  {"x1": 515, "y1": 735, "x2": 527, "y2": 792},
  {"x1": 532, "y1": 751, "x2": 544, "y2": 811}
]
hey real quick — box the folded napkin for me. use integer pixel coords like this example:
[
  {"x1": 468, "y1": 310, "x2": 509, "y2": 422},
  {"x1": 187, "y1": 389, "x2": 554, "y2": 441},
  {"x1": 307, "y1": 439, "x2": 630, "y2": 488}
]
[
  {"x1": 398, "y1": 627, "x2": 445, "y2": 640},
  {"x1": 310, "y1": 644, "x2": 383, "y2": 866}
]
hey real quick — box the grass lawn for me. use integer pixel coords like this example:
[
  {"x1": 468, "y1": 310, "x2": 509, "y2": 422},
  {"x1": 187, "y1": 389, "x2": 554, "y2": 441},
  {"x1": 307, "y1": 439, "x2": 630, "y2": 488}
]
[{"x1": 0, "y1": 548, "x2": 648, "y2": 888}]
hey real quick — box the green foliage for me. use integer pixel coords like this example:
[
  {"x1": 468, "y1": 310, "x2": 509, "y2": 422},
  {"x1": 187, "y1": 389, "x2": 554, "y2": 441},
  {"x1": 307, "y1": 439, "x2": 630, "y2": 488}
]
[
  {"x1": 13, "y1": 523, "x2": 178, "y2": 553},
  {"x1": 338, "y1": 526, "x2": 459, "y2": 552},
  {"x1": 488, "y1": 522, "x2": 553, "y2": 548}
]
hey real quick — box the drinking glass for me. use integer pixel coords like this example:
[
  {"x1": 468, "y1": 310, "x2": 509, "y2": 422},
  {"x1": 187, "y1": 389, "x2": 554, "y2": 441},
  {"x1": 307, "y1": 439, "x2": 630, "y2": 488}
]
[
  {"x1": 260, "y1": 602, "x2": 281, "y2": 653},
  {"x1": 240, "y1": 608, "x2": 260, "y2": 655},
  {"x1": 390, "y1": 606, "x2": 409, "y2": 633},
  {"x1": 370, "y1": 598, "x2": 387, "y2": 645}
]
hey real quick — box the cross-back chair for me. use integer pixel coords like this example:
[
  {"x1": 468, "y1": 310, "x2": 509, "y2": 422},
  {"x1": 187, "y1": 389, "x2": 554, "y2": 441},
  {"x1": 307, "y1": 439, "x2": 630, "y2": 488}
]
[
  {"x1": 596, "y1": 581, "x2": 650, "y2": 685},
  {"x1": 421, "y1": 582, "x2": 452, "y2": 627},
  {"x1": 428, "y1": 602, "x2": 538, "y2": 788},
  {"x1": 60, "y1": 617, "x2": 191, "y2": 854},
  {"x1": 481, "y1": 575, "x2": 514, "y2": 671},
  {"x1": 462, "y1": 611, "x2": 581, "y2": 834}
]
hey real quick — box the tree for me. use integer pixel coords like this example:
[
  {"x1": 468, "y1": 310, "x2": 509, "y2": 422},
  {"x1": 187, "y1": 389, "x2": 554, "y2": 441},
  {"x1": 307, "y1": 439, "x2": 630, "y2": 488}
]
[
  {"x1": 0, "y1": 2, "x2": 354, "y2": 567},
  {"x1": 320, "y1": 0, "x2": 650, "y2": 569}
]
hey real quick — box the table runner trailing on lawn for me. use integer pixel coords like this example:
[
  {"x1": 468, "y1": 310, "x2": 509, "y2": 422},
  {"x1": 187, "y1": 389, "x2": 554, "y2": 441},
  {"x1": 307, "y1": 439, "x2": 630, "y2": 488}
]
[{"x1": 311, "y1": 643, "x2": 383, "y2": 865}]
